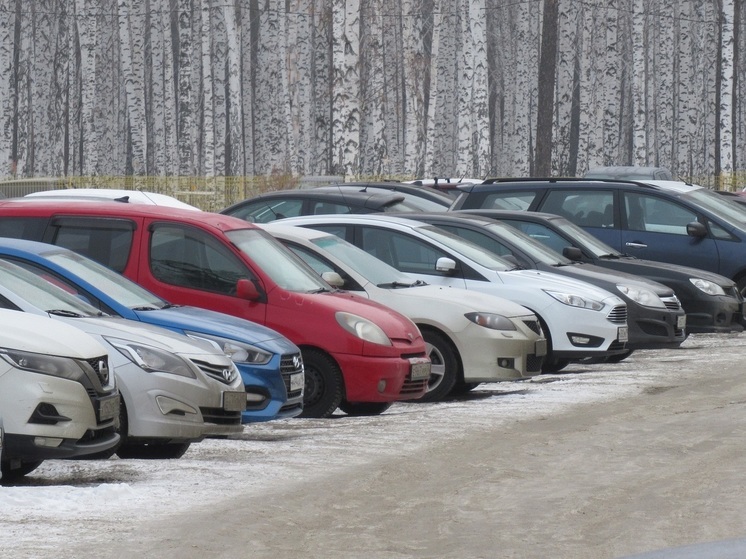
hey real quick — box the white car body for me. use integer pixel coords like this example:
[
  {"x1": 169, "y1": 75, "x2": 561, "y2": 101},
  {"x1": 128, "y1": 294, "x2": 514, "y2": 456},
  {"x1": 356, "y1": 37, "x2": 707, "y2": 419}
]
[
  {"x1": 0, "y1": 310, "x2": 120, "y2": 479},
  {"x1": 25, "y1": 188, "x2": 201, "y2": 211},
  {"x1": 262, "y1": 223, "x2": 548, "y2": 399},
  {"x1": 0, "y1": 260, "x2": 245, "y2": 454},
  {"x1": 277, "y1": 214, "x2": 630, "y2": 369}
]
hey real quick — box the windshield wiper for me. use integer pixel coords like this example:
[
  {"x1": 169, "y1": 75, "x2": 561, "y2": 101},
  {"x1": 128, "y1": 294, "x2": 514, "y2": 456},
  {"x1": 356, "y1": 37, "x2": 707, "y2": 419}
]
[
  {"x1": 599, "y1": 253, "x2": 621, "y2": 259},
  {"x1": 131, "y1": 305, "x2": 161, "y2": 311},
  {"x1": 308, "y1": 287, "x2": 332, "y2": 294},
  {"x1": 377, "y1": 281, "x2": 419, "y2": 288},
  {"x1": 47, "y1": 309, "x2": 86, "y2": 318}
]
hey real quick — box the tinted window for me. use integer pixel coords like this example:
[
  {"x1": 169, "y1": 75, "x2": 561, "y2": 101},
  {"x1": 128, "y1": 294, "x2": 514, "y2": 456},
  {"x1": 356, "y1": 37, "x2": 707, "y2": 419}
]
[
  {"x1": 48, "y1": 218, "x2": 134, "y2": 272},
  {"x1": 0, "y1": 217, "x2": 47, "y2": 240},
  {"x1": 360, "y1": 227, "x2": 450, "y2": 275},
  {"x1": 624, "y1": 192, "x2": 696, "y2": 235},
  {"x1": 308, "y1": 200, "x2": 352, "y2": 215},
  {"x1": 228, "y1": 199, "x2": 304, "y2": 223},
  {"x1": 480, "y1": 191, "x2": 536, "y2": 210},
  {"x1": 502, "y1": 220, "x2": 571, "y2": 255},
  {"x1": 150, "y1": 224, "x2": 249, "y2": 294},
  {"x1": 541, "y1": 190, "x2": 615, "y2": 227}
]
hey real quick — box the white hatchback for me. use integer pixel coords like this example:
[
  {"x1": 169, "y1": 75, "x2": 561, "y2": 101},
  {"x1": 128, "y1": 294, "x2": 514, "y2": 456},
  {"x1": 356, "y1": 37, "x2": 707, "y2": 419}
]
[
  {"x1": 277, "y1": 214, "x2": 629, "y2": 371},
  {"x1": 0, "y1": 260, "x2": 246, "y2": 459},
  {"x1": 0, "y1": 310, "x2": 120, "y2": 480},
  {"x1": 263, "y1": 223, "x2": 548, "y2": 401}
]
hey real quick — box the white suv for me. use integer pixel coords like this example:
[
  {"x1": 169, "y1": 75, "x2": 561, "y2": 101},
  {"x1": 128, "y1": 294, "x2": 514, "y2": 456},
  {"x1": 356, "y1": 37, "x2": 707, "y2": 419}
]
[{"x1": 0, "y1": 310, "x2": 120, "y2": 481}]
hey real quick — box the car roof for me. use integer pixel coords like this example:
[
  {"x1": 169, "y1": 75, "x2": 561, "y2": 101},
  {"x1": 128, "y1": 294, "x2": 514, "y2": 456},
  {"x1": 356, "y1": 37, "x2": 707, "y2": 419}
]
[
  {"x1": 316, "y1": 182, "x2": 454, "y2": 204},
  {"x1": 277, "y1": 212, "x2": 431, "y2": 229},
  {"x1": 0, "y1": 198, "x2": 257, "y2": 231},
  {"x1": 24, "y1": 188, "x2": 202, "y2": 210}
]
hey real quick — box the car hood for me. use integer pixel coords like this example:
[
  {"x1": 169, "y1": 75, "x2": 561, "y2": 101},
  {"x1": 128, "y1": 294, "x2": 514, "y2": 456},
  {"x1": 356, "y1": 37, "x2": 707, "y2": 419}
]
[
  {"x1": 501, "y1": 268, "x2": 622, "y2": 302},
  {"x1": 0, "y1": 310, "x2": 107, "y2": 359},
  {"x1": 546, "y1": 262, "x2": 675, "y2": 297},
  {"x1": 612, "y1": 256, "x2": 738, "y2": 288},
  {"x1": 136, "y1": 305, "x2": 299, "y2": 354}
]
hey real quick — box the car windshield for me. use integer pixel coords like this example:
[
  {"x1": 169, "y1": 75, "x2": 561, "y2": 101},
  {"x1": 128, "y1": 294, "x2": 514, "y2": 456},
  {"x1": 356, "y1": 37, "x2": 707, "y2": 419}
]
[
  {"x1": 226, "y1": 228, "x2": 331, "y2": 292},
  {"x1": 41, "y1": 249, "x2": 167, "y2": 310},
  {"x1": 416, "y1": 225, "x2": 514, "y2": 271},
  {"x1": 311, "y1": 234, "x2": 419, "y2": 287},
  {"x1": 0, "y1": 259, "x2": 102, "y2": 317},
  {"x1": 482, "y1": 222, "x2": 572, "y2": 265},
  {"x1": 548, "y1": 217, "x2": 622, "y2": 257},
  {"x1": 382, "y1": 197, "x2": 447, "y2": 212},
  {"x1": 681, "y1": 187, "x2": 746, "y2": 229}
]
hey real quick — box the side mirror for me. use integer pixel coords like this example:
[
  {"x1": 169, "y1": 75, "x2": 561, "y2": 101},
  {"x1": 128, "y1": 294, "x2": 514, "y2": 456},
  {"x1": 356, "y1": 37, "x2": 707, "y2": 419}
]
[
  {"x1": 435, "y1": 257, "x2": 457, "y2": 273},
  {"x1": 562, "y1": 246, "x2": 583, "y2": 261},
  {"x1": 235, "y1": 279, "x2": 261, "y2": 301},
  {"x1": 321, "y1": 271, "x2": 345, "y2": 288},
  {"x1": 686, "y1": 221, "x2": 707, "y2": 238}
]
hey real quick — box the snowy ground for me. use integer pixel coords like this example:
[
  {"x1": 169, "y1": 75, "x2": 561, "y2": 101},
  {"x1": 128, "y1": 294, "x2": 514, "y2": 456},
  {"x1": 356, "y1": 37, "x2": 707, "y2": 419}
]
[{"x1": 0, "y1": 333, "x2": 742, "y2": 559}]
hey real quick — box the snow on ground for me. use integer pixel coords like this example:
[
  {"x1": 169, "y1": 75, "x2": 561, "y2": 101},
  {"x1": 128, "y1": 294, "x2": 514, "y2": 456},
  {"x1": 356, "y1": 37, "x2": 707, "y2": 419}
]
[{"x1": 0, "y1": 333, "x2": 739, "y2": 558}]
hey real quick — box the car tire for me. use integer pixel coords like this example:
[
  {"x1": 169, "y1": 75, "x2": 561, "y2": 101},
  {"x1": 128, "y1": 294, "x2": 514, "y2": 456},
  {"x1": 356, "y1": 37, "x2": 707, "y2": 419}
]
[
  {"x1": 737, "y1": 276, "x2": 746, "y2": 298},
  {"x1": 418, "y1": 329, "x2": 460, "y2": 402},
  {"x1": 116, "y1": 442, "x2": 191, "y2": 460},
  {"x1": 450, "y1": 381, "x2": 481, "y2": 394},
  {"x1": 0, "y1": 460, "x2": 43, "y2": 481},
  {"x1": 338, "y1": 401, "x2": 392, "y2": 416},
  {"x1": 299, "y1": 349, "x2": 344, "y2": 418}
]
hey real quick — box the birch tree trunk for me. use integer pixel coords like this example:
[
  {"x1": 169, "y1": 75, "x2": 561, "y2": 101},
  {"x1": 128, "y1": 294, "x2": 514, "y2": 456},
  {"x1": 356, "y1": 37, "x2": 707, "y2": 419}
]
[
  {"x1": 535, "y1": 0, "x2": 558, "y2": 176},
  {"x1": 553, "y1": 1, "x2": 579, "y2": 174},
  {"x1": 223, "y1": 2, "x2": 243, "y2": 176},
  {"x1": 177, "y1": 0, "x2": 196, "y2": 175},
  {"x1": 719, "y1": 0, "x2": 735, "y2": 184},
  {"x1": 74, "y1": 0, "x2": 98, "y2": 176},
  {"x1": 631, "y1": 0, "x2": 648, "y2": 165},
  {"x1": 0, "y1": 0, "x2": 13, "y2": 174},
  {"x1": 118, "y1": 0, "x2": 147, "y2": 174},
  {"x1": 200, "y1": 1, "x2": 215, "y2": 177},
  {"x1": 332, "y1": 0, "x2": 360, "y2": 176},
  {"x1": 401, "y1": 0, "x2": 425, "y2": 176},
  {"x1": 359, "y1": 0, "x2": 388, "y2": 175},
  {"x1": 210, "y1": 3, "x2": 228, "y2": 177}
]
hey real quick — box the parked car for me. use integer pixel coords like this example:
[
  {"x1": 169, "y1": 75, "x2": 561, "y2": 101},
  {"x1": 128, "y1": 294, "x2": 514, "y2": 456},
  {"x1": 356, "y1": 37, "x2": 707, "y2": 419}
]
[
  {"x1": 24, "y1": 188, "x2": 201, "y2": 210},
  {"x1": 220, "y1": 186, "x2": 442, "y2": 224},
  {"x1": 0, "y1": 310, "x2": 120, "y2": 480},
  {"x1": 262, "y1": 222, "x2": 547, "y2": 400},
  {"x1": 276, "y1": 214, "x2": 630, "y2": 372},
  {"x1": 449, "y1": 177, "x2": 746, "y2": 296},
  {"x1": 0, "y1": 199, "x2": 430, "y2": 418},
  {"x1": 311, "y1": 182, "x2": 454, "y2": 208},
  {"x1": 583, "y1": 166, "x2": 674, "y2": 181},
  {"x1": 455, "y1": 209, "x2": 744, "y2": 334},
  {"x1": 405, "y1": 177, "x2": 484, "y2": 198},
  {"x1": 0, "y1": 259, "x2": 246, "y2": 459},
  {"x1": 0, "y1": 237, "x2": 304, "y2": 422},
  {"x1": 406, "y1": 212, "x2": 686, "y2": 356}
]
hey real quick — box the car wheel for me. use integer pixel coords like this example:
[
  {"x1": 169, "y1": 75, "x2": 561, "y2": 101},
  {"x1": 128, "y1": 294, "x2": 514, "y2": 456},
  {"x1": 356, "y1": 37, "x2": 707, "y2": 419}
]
[
  {"x1": 298, "y1": 349, "x2": 344, "y2": 418},
  {"x1": 116, "y1": 442, "x2": 191, "y2": 460},
  {"x1": 0, "y1": 460, "x2": 43, "y2": 481},
  {"x1": 338, "y1": 401, "x2": 392, "y2": 416},
  {"x1": 418, "y1": 329, "x2": 460, "y2": 402},
  {"x1": 737, "y1": 276, "x2": 746, "y2": 298}
]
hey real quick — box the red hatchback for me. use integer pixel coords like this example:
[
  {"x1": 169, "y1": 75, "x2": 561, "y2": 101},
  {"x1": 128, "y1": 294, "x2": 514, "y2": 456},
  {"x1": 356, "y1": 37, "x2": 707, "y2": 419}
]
[{"x1": 0, "y1": 199, "x2": 431, "y2": 417}]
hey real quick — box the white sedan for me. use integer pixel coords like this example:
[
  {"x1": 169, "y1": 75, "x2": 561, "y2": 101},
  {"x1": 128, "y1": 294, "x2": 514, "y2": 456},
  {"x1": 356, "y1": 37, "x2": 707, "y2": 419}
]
[
  {"x1": 275, "y1": 214, "x2": 630, "y2": 372},
  {"x1": 263, "y1": 223, "x2": 548, "y2": 401}
]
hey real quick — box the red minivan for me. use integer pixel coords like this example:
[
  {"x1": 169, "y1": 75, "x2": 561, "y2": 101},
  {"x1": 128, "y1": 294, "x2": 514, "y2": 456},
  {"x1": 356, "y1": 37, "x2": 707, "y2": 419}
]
[{"x1": 0, "y1": 199, "x2": 431, "y2": 418}]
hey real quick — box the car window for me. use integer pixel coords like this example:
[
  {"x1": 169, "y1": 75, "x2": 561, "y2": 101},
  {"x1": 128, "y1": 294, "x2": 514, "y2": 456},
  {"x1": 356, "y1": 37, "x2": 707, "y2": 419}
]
[
  {"x1": 624, "y1": 192, "x2": 696, "y2": 235},
  {"x1": 0, "y1": 217, "x2": 47, "y2": 241},
  {"x1": 150, "y1": 224, "x2": 250, "y2": 294},
  {"x1": 285, "y1": 243, "x2": 364, "y2": 292},
  {"x1": 502, "y1": 220, "x2": 570, "y2": 254},
  {"x1": 360, "y1": 226, "x2": 451, "y2": 275},
  {"x1": 229, "y1": 199, "x2": 304, "y2": 223},
  {"x1": 436, "y1": 224, "x2": 514, "y2": 258},
  {"x1": 47, "y1": 218, "x2": 134, "y2": 272},
  {"x1": 309, "y1": 200, "x2": 351, "y2": 215},
  {"x1": 480, "y1": 191, "x2": 536, "y2": 210},
  {"x1": 541, "y1": 190, "x2": 615, "y2": 227}
]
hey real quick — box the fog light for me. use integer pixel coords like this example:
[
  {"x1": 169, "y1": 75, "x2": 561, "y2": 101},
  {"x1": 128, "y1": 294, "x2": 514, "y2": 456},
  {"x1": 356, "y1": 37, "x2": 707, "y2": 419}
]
[
  {"x1": 570, "y1": 335, "x2": 592, "y2": 345},
  {"x1": 497, "y1": 358, "x2": 515, "y2": 369},
  {"x1": 245, "y1": 392, "x2": 267, "y2": 403},
  {"x1": 377, "y1": 380, "x2": 387, "y2": 393},
  {"x1": 34, "y1": 437, "x2": 63, "y2": 448}
]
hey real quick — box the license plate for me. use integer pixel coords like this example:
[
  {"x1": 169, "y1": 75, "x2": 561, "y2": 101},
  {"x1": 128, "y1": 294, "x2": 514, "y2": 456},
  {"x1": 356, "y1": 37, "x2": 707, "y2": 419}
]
[
  {"x1": 223, "y1": 391, "x2": 247, "y2": 412},
  {"x1": 98, "y1": 394, "x2": 120, "y2": 422},
  {"x1": 535, "y1": 339, "x2": 548, "y2": 357},
  {"x1": 290, "y1": 372, "x2": 304, "y2": 392},
  {"x1": 617, "y1": 326, "x2": 629, "y2": 343},
  {"x1": 409, "y1": 358, "x2": 431, "y2": 381},
  {"x1": 677, "y1": 315, "x2": 686, "y2": 329}
]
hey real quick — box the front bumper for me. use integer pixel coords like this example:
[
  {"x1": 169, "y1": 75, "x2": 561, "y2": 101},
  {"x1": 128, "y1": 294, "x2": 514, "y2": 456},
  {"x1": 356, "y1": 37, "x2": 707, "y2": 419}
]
[
  {"x1": 333, "y1": 352, "x2": 429, "y2": 404},
  {"x1": 237, "y1": 352, "x2": 304, "y2": 423},
  {"x1": 626, "y1": 305, "x2": 687, "y2": 350}
]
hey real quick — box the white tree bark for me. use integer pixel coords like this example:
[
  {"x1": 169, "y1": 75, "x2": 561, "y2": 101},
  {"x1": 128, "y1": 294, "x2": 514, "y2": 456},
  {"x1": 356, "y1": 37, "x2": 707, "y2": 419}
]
[
  {"x1": 200, "y1": 1, "x2": 215, "y2": 177},
  {"x1": 332, "y1": 0, "x2": 360, "y2": 176},
  {"x1": 401, "y1": 0, "x2": 425, "y2": 176},
  {"x1": 720, "y1": 0, "x2": 735, "y2": 178},
  {"x1": 359, "y1": 0, "x2": 388, "y2": 175},
  {"x1": 0, "y1": 0, "x2": 13, "y2": 174},
  {"x1": 223, "y1": 2, "x2": 243, "y2": 176}
]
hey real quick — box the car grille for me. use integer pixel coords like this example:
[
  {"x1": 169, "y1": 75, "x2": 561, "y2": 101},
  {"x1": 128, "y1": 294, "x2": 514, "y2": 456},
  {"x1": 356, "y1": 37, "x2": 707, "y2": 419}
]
[
  {"x1": 192, "y1": 359, "x2": 236, "y2": 385},
  {"x1": 526, "y1": 353, "x2": 544, "y2": 373},
  {"x1": 606, "y1": 304, "x2": 628, "y2": 324},
  {"x1": 661, "y1": 296, "x2": 682, "y2": 311},
  {"x1": 400, "y1": 377, "x2": 428, "y2": 396},
  {"x1": 522, "y1": 319, "x2": 542, "y2": 336},
  {"x1": 607, "y1": 340, "x2": 627, "y2": 352},
  {"x1": 199, "y1": 407, "x2": 242, "y2": 425},
  {"x1": 280, "y1": 353, "x2": 304, "y2": 399},
  {"x1": 86, "y1": 355, "x2": 110, "y2": 386}
]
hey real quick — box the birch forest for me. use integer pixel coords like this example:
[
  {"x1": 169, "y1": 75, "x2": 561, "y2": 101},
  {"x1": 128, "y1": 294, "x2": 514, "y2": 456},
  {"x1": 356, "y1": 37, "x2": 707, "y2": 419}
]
[{"x1": 0, "y1": 0, "x2": 741, "y2": 185}]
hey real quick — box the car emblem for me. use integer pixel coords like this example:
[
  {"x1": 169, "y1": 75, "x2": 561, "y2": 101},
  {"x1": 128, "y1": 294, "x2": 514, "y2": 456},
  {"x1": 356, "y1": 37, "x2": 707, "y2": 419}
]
[
  {"x1": 221, "y1": 368, "x2": 232, "y2": 381},
  {"x1": 292, "y1": 355, "x2": 302, "y2": 370},
  {"x1": 98, "y1": 359, "x2": 110, "y2": 385}
]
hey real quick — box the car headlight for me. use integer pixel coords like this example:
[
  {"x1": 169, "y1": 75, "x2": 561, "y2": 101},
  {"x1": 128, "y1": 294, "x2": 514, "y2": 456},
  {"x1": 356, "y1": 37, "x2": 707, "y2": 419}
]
[
  {"x1": 616, "y1": 284, "x2": 665, "y2": 308},
  {"x1": 0, "y1": 348, "x2": 85, "y2": 381},
  {"x1": 464, "y1": 312, "x2": 517, "y2": 331},
  {"x1": 185, "y1": 331, "x2": 273, "y2": 365},
  {"x1": 336, "y1": 312, "x2": 392, "y2": 346},
  {"x1": 105, "y1": 337, "x2": 196, "y2": 378},
  {"x1": 690, "y1": 278, "x2": 726, "y2": 296},
  {"x1": 544, "y1": 290, "x2": 604, "y2": 311}
]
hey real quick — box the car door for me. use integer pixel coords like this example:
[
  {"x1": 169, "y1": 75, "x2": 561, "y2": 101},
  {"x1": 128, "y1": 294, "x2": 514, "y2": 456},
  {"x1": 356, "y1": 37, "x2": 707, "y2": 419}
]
[
  {"x1": 354, "y1": 225, "x2": 469, "y2": 289},
  {"x1": 619, "y1": 191, "x2": 721, "y2": 273},
  {"x1": 140, "y1": 221, "x2": 268, "y2": 324}
]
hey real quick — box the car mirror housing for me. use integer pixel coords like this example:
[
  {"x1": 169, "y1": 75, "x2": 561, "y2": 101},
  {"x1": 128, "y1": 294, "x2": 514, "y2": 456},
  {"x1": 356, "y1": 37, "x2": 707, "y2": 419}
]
[
  {"x1": 321, "y1": 271, "x2": 345, "y2": 287},
  {"x1": 435, "y1": 257, "x2": 457, "y2": 273},
  {"x1": 563, "y1": 246, "x2": 583, "y2": 261},
  {"x1": 235, "y1": 278, "x2": 261, "y2": 301},
  {"x1": 686, "y1": 221, "x2": 708, "y2": 238}
]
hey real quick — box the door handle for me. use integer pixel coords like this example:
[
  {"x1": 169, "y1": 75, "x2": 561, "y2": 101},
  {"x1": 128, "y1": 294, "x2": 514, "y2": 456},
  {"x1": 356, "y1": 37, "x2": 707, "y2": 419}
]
[{"x1": 625, "y1": 242, "x2": 647, "y2": 249}]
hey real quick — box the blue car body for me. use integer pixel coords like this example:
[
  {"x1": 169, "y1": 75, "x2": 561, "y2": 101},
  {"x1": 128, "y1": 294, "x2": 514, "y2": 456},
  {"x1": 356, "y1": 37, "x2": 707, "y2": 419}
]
[{"x1": 0, "y1": 238, "x2": 304, "y2": 423}]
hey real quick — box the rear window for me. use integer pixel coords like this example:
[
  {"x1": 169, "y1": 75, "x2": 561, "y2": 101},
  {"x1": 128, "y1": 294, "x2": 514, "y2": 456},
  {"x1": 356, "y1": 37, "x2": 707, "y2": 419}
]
[{"x1": 0, "y1": 217, "x2": 47, "y2": 241}]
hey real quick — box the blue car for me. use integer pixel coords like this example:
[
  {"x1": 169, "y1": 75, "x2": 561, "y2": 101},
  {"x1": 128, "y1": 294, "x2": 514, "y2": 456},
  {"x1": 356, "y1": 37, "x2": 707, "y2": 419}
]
[{"x1": 0, "y1": 237, "x2": 304, "y2": 423}]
